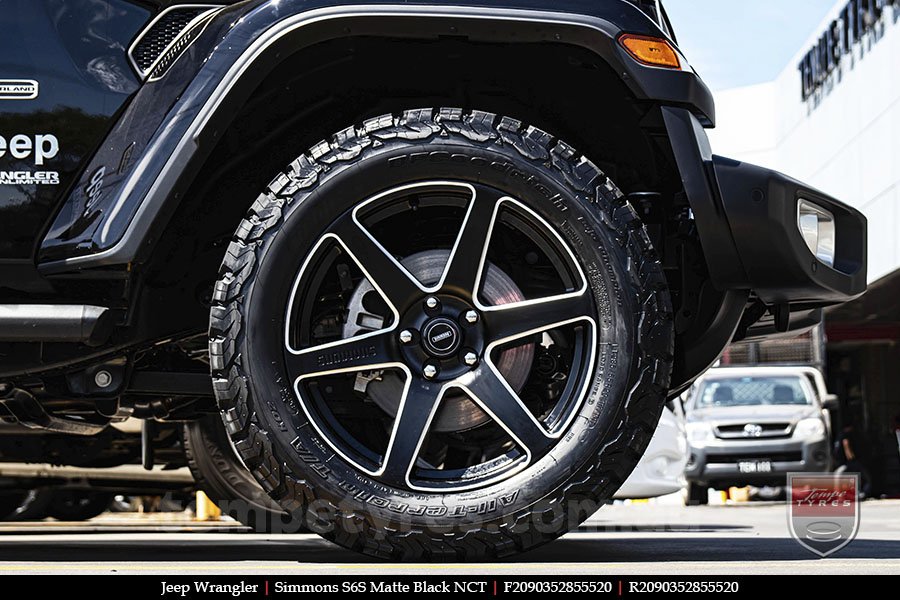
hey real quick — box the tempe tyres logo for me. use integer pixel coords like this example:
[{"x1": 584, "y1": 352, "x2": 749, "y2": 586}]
[{"x1": 788, "y1": 473, "x2": 860, "y2": 557}]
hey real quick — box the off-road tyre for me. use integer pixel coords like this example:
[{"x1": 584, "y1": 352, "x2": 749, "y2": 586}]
[
  {"x1": 3, "y1": 488, "x2": 53, "y2": 521},
  {"x1": 183, "y1": 415, "x2": 305, "y2": 532},
  {"x1": 47, "y1": 491, "x2": 113, "y2": 521},
  {"x1": 0, "y1": 490, "x2": 28, "y2": 521},
  {"x1": 210, "y1": 108, "x2": 674, "y2": 560},
  {"x1": 687, "y1": 482, "x2": 709, "y2": 506}
]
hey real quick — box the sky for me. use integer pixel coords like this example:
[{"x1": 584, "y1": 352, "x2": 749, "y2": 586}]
[{"x1": 664, "y1": 0, "x2": 838, "y2": 91}]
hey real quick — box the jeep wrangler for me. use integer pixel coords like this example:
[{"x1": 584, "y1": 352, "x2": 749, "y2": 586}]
[{"x1": 0, "y1": 0, "x2": 867, "y2": 558}]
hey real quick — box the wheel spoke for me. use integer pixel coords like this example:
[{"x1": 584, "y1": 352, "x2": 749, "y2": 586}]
[
  {"x1": 379, "y1": 379, "x2": 443, "y2": 486},
  {"x1": 285, "y1": 329, "x2": 396, "y2": 381},
  {"x1": 284, "y1": 182, "x2": 598, "y2": 491},
  {"x1": 439, "y1": 189, "x2": 503, "y2": 297},
  {"x1": 484, "y1": 291, "x2": 593, "y2": 343},
  {"x1": 459, "y1": 366, "x2": 554, "y2": 457},
  {"x1": 330, "y1": 218, "x2": 424, "y2": 311}
]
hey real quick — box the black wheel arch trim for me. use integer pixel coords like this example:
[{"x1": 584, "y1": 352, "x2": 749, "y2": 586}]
[
  {"x1": 38, "y1": 0, "x2": 715, "y2": 273},
  {"x1": 668, "y1": 288, "x2": 748, "y2": 398},
  {"x1": 661, "y1": 107, "x2": 748, "y2": 289}
]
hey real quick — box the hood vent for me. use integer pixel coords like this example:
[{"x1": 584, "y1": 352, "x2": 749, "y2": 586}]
[{"x1": 128, "y1": 5, "x2": 222, "y2": 80}]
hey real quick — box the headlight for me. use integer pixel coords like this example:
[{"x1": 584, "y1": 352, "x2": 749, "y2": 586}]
[
  {"x1": 794, "y1": 418, "x2": 826, "y2": 439},
  {"x1": 798, "y1": 199, "x2": 836, "y2": 267},
  {"x1": 686, "y1": 422, "x2": 714, "y2": 442}
]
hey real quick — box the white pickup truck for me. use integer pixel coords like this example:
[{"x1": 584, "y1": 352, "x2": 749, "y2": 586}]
[{"x1": 683, "y1": 366, "x2": 839, "y2": 504}]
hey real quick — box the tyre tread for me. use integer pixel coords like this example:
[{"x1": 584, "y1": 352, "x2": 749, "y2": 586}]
[{"x1": 210, "y1": 108, "x2": 674, "y2": 560}]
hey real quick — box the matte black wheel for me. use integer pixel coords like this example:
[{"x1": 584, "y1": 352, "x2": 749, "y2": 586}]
[
  {"x1": 47, "y1": 490, "x2": 113, "y2": 521},
  {"x1": 211, "y1": 108, "x2": 673, "y2": 559},
  {"x1": 183, "y1": 416, "x2": 305, "y2": 532}
]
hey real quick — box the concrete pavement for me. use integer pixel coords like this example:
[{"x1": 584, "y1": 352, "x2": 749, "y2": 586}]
[{"x1": 0, "y1": 500, "x2": 897, "y2": 575}]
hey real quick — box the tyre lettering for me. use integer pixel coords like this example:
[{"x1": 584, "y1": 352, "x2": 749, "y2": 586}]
[
  {"x1": 290, "y1": 436, "x2": 332, "y2": 479},
  {"x1": 280, "y1": 387, "x2": 301, "y2": 416},
  {"x1": 266, "y1": 400, "x2": 288, "y2": 432},
  {"x1": 550, "y1": 193, "x2": 568, "y2": 212},
  {"x1": 335, "y1": 477, "x2": 517, "y2": 517},
  {"x1": 593, "y1": 239, "x2": 624, "y2": 308},
  {"x1": 315, "y1": 344, "x2": 377, "y2": 368},
  {"x1": 559, "y1": 219, "x2": 585, "y2": 250},
  {"x1": 586, "y1": 262, "x2": 613, "y2": 329},
  {"x1": 581, "y1": 345, "x2": 618, "y2": 441},
  {"x1": 576, "y1": 215, "x2": 599, "y2": 243}
]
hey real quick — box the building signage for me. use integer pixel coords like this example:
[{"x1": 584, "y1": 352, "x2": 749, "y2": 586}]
[{"x1": 799, "y1": 0, "x2": 899, "y2": 100}]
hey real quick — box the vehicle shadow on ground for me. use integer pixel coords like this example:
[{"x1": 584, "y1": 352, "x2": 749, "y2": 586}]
[
  {"x1": 524, "y1": 535, "x2": 900, "y2": 562},
  {"x1": 575, "y1": 523, "x2": 752, "y2": 533},
  {"x1": 0, "y1": 534, "x2": 896, "y2": 563}
]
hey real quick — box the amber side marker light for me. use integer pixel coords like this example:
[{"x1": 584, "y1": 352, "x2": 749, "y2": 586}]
[{"x1": 618, "y1": 34, "x2": 681, "y2": 69}]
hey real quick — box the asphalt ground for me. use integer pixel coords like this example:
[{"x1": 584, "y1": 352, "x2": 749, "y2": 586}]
[{"x1": 0, "y1": 500, "x2": 897, "y2": 575}]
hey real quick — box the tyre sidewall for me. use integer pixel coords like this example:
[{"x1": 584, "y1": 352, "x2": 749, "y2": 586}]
[
  {"x1": 183, "y1": 417, "x2": 300, "y2": 532},
  {"x1": 238, "y1": 136, "x2": 651, "y2": 532}
]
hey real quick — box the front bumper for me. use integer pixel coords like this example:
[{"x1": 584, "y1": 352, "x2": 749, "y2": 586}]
[
  {"x1": 662, "y1": 108, "x2": 867, "y2": 309},
  {"x1": 685, "y1": 437, "x2": 831, "y2": 487},
  {"x1": 712, "y1": 156, "x2": 867, "y2": 306}
]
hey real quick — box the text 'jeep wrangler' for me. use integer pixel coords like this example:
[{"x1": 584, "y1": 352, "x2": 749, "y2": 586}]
[{"x1": 0, "y1": 0, "x2": 866, "y2": 559}]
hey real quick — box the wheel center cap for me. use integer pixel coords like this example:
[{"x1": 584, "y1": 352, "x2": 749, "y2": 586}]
[{"x1": 421, "y1": 317, "x2": 462, "y2": 358}]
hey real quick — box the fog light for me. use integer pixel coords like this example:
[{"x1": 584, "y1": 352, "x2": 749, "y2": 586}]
[{"x1": 798, "y1": 200, "x2": 836, "y2": 267}]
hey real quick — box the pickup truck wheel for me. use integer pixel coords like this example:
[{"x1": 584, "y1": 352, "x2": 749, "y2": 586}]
[
  {"x1": 211, "y1": 108, "x2": 673, "y2": 559},
  {"x1": 182, "y1": 416, "x2": 305, "y2": 532},
  {"x1": 0, "y1": 491, "x2": 28, "y2": 521},
  {"x1": 2, "y1": 488, "x2": 53, "y2": 521},
  {"x1": 47, "y1": 491, "x2": 113, "y2": 521},
  {"x1": 687, "y1": 482, "x2": 709, "y2": 505}
]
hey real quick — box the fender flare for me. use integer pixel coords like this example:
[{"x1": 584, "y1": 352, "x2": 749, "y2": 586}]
[{"x1": 39, "y1": 0, "x2": 715, "y2": 272}]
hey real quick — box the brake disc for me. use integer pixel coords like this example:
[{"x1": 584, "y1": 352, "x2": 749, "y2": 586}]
[{"x1": 343, "y1": 250, "x2": 535, "y2": 432}]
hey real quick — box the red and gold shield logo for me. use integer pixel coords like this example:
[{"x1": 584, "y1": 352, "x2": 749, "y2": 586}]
[{"x1": 788, "y1": 473, "x2": 860, "y2": 557}]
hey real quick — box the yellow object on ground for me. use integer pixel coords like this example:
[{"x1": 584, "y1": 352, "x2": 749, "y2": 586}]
[
  {"x1": 195, "y1": 491, "x2": 221, "y2": 521},
  {"x1": 729, "y1": 487, "x2": 751, "y2": 503}
]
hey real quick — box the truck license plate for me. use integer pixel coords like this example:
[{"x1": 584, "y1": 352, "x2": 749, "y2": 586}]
[{"x1": 738, "y1": 460, "x2": 772, "y2": 473}]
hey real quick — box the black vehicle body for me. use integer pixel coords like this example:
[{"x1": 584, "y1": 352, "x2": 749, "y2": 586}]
[{"x1": 0, "y1": 1, "x2": 865, "y2": 468}]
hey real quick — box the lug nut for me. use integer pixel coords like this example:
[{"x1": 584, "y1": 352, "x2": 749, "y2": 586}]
[
  {"x1": 464, "y1": 310, "x2": 478, "y2": 324},
  {"x1": 94, "y1": 370, "x2": 113, "y2": 388},
  {"x1": 399, "y1": 330, "x2": 413, "y2": 344},
  {"x1": 425, "y1": 296, "x2": 440, "y2": 310},
  {"x1": 423, "y1": 364, "x2": 439, "y2": 379},
  {"x1": 464, "y1": 352, "x2": 478, "y2": 366}
]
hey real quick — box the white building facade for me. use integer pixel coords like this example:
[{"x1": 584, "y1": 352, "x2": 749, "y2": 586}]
[
  {"x1": 707, "y1": 0, "x2": 900, "y2": 494},
  {"x1": 709, "y1": 0, "x2": 900, "y2": 284}
]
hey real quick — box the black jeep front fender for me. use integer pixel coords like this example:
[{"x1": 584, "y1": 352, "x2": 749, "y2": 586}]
[{"x1": 38, "y1": 0, "x2": 715, "y2": 272}]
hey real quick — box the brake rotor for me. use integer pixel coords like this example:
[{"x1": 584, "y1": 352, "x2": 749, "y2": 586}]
[{"x1": 343, "y1": 250, "x2": 535, "y2": 432}]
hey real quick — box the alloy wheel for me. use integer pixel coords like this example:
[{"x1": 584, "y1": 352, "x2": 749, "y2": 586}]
[{"x1": 283, "y1": 181, "x2": 599, "y2": 492}]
